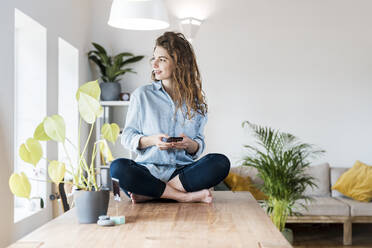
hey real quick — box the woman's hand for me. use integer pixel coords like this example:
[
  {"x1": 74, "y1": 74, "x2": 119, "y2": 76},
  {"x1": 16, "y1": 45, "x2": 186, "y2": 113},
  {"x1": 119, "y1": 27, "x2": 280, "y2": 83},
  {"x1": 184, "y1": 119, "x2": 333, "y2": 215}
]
[
  {"x1": 151, "y1": 133, "x2": 174, "y2": 150},
  {"x1": 171, "y1": 133, "x2": 199, "y2": 154},
  {"x1": 139, "y1": 134, "x2": 172, "y2": 150}
]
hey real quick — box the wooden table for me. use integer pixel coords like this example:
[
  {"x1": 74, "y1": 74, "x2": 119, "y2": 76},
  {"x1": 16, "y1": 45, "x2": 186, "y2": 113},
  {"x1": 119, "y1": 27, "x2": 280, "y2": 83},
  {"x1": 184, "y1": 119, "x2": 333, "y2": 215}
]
[{"x1": 9, "y1": 192, "x2": 292, "y2": 248}]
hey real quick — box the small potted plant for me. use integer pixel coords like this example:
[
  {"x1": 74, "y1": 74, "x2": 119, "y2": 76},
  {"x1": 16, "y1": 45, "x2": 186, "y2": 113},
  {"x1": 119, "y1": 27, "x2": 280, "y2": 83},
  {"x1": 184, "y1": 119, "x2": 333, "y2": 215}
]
[
  {"x1": 241, "y1": 121, "x2": 325, "y2": 244},
  {"x1": 9, "y1": 80, "x2": 120, "y2": 223},
  {"x1": 88, "y1": 42, "x2": 144, "y2": 101}
]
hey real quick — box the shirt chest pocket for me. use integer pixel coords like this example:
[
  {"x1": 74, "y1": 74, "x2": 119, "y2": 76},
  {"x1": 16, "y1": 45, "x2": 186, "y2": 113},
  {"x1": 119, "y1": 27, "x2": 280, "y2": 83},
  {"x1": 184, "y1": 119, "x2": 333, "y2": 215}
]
[{"x1": 182, "y1": 116, "x2": 200, "y2": 138}]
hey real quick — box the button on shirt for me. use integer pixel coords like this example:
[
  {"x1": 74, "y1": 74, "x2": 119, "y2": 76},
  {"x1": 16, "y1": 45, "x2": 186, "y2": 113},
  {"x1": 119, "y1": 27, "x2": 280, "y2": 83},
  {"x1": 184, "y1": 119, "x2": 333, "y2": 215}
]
[{"x1": 121, "y1": 80, "x2": 208, "y2": 182}]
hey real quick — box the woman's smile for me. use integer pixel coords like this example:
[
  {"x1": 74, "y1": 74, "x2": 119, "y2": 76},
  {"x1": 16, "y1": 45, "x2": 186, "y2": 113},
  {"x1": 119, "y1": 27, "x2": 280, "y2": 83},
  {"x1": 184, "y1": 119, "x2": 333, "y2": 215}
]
[
  {"x1": 154, "y1": 70, "x2": 162, "y2": 75},
  {"x1": 151, "y1": 46, "x2": 174, "y2": 81}
]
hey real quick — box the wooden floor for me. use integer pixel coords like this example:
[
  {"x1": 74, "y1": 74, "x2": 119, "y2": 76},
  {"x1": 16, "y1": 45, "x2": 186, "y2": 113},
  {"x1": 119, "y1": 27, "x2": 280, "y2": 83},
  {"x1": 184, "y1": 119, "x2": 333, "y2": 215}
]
[{"x1": 289, "y1": 223, "x2": 372, "y2": 248}]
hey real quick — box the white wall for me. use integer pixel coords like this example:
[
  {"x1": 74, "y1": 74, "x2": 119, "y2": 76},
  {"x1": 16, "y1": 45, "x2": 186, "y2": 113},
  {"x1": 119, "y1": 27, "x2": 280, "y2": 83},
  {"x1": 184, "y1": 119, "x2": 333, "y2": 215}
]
[
  {"x1": 92, "y1": 0, "x2": 372, "y2": 168},
  {"x1": 0, "y1": 0, "x2": 92, "y2": 246}
]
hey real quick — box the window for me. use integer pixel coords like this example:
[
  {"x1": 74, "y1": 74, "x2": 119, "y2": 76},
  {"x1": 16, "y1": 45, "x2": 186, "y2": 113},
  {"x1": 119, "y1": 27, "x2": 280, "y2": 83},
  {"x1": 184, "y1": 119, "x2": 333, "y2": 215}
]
[
  {"x1": 14, "y1": 9, "x2": 47, "y2": 222},
  {"x1": 58, "y1": 38, "x2": 79, "y2": 176}
]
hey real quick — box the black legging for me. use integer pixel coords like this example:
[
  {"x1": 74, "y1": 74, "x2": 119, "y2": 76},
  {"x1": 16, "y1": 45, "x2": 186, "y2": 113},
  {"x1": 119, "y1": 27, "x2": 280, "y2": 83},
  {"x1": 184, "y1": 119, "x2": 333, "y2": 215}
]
[{"x1": 110, "y1": 153, "x2": 230, "y2": 198}]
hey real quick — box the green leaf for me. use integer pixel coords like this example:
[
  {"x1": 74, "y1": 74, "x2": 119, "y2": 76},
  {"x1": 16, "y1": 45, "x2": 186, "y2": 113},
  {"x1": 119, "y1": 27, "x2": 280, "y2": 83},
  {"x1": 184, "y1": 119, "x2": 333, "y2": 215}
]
[
  {"x1": 101, "y1": 76, "x2": 109, "y2": 82},
  {"x1": 101, "y1": 123, "x2": 120, "y2": 144},
  {"x1": 91, "y1": 42, "x2": 108, "y2": 56},
  {"x1": 99, "y1": 139, "x2": 114, "y2": 162},
  {"x1": 19, "y1": 138, "x2": 43, "y2": 166},
  {"x1": 33, "y1": 121, "x2": 51, "y2": 141},
  {"x1": 114, "y1": 52, "x2": 134, "y2": 61},
  {"x1": 9, "y1": 172, "x2": 31, "y2": 198},
  {"x1": 105, "y1": 66, "x2": 117, "y2": 82},
  {"x1": 88, "y1": 55, "x2": 106, "y2": 77},
  {"x1": 48, "y1": 160, "x2": 66, "y2": 184},
  {"x1": 113, "y1": 52, "x2": 134, "y2": 68},
  {"x1": 121, "y1": 55, "x2": 144, "y2": 67},
  {"x1": 78, "y1": 92, "x2": 103, "y2": 124},
  {"x1": 241, "y1": 120, "x2": 325, "y2": 223},
  {"x1": 76, "y1": 80, "x2": 101, "y2": 101},
  {"x1": 90, "y1": 42, "x2": 110, "y2": 68},
  {"x1": 44, "y1": 115, "x2": 66, "y2": 143},
  {"x1": 113, "y1": 69, "x2": 134, "y2": 78}
]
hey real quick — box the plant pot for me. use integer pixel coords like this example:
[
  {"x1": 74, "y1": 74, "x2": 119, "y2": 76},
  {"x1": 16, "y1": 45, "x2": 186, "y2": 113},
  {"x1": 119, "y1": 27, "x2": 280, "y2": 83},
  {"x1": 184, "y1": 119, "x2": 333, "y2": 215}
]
[
  {"x1": 281, "y1": 228, "x2": 294, "y2": 244},
  {"x1": 100, "y1": 82, "x2": 121, "y2": 101},
  {"x1": 74, "y1": 189, "x2": 110, "y2": 224}
]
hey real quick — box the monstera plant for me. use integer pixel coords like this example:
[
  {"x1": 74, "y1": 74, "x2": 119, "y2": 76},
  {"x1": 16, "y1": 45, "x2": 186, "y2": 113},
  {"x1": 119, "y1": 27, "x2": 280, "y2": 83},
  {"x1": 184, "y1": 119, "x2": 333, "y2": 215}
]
[{"x1": 9, "y1": 80, "x2": 120, "y2": 223}]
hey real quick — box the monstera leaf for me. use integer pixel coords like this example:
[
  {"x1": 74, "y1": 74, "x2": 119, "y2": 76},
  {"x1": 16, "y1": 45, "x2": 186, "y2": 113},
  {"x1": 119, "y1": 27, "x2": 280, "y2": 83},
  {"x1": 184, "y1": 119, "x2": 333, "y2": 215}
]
[
  {"x1": 101, "y1": 123, "x2": 120, "y2": 144},
  {"x1": 9, "y1": 172, "x2": 31, "y2": 198},
  {"x1": 19, "y1": 138, "x2": 43, "y2": 166},
  {"x1": 48, "y1": 160, "x2": 66, "y2": 184},
  {"x1": 78, "y1": 92, "x2": 103, "y2": 124},
  {"x1": 44, "y1": 115, "x2": 66, "y2": 143},
  {"x1": 99, "y1": 139, "x2": 114, "y2": 163},
  {"x1": 33, "y1": 120, "x2": 51, "y2": 141},
  {"x1": 76, "y1": 80, "x2": 101, "y2": 101}
]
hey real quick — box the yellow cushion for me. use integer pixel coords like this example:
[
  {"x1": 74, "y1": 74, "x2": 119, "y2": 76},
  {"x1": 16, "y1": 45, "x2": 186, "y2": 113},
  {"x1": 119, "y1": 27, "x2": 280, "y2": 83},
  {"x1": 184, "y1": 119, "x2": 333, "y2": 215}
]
[
  {"x1": 224, "y1": 172, "x2": 267, "y2": 200},
  {"x1": 332, "y1": 161, "x2": 372, "y2": 202}
]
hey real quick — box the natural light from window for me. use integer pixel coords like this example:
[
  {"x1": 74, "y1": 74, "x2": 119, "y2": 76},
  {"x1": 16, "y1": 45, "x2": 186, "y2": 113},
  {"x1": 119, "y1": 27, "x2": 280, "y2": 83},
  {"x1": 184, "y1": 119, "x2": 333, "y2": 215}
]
[
  {"x1": 14, "y1": 8, "x2": 47, "y2": 223},
  {"x1": 58, "y1": 38, "x2": 79, "y2": 179}
]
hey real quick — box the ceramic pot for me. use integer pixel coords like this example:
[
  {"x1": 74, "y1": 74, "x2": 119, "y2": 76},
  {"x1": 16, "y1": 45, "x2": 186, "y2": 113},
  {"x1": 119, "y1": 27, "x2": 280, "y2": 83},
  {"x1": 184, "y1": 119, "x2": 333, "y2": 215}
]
[
  {"x1": 74, "y1": 189, "x2": 109, "y2": 224},
  {"x1": 100, "y1": 82, "x2": 121, "y2": 101},
  {"x1": 282, "y1": 228, "x2": 294, "y2": 244}
]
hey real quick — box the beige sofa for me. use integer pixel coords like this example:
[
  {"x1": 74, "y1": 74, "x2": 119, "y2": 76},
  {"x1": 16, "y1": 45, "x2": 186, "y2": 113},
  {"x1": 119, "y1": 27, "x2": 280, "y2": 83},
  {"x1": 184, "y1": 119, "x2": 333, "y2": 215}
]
[{"x1": 228, "y1": 163, "x2": 372, "y2": 246}]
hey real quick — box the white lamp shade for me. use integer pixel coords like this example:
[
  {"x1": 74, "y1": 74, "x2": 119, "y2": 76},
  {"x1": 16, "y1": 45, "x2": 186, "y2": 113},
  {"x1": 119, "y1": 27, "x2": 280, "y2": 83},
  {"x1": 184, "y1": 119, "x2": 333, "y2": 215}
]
[{"x1": 108, "y1": 0, "x2": 170, "y2": 30}]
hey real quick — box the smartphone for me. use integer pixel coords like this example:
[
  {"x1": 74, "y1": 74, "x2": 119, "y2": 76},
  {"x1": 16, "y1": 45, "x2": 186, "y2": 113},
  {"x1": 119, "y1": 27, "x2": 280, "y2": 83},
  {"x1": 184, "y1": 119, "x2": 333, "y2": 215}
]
[{"x1": 162, "y1": 137, "x2": 183, "y2": 143}]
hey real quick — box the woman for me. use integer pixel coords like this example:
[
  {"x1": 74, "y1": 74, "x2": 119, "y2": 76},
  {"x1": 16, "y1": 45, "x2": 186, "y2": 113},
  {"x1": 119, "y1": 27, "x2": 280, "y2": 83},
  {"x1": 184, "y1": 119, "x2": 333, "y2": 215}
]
[{"x1": 110, "y1": 32, "x2": 230, "y2": 204}]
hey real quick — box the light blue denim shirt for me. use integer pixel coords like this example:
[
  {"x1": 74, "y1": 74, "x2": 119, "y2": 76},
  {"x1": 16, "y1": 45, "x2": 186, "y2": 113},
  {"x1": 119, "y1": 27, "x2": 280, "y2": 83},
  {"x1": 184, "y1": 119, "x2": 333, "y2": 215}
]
[{"x1": 121, "y1": 80, "x2": 208, "y2": 182}]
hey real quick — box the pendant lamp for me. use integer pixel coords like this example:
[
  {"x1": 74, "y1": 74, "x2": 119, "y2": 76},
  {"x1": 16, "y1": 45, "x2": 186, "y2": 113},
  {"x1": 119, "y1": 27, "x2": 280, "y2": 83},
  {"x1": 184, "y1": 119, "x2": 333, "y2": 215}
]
[{"x1": 108, "y1": 0, "x2": 170, "y2": 30}]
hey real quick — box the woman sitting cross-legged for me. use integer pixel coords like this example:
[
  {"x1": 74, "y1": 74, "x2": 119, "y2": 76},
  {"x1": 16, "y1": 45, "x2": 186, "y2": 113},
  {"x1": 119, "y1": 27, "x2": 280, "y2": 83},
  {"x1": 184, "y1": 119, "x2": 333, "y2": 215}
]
[{"x1": 110, "y1": 31, "x2": 230, "y2": 204}]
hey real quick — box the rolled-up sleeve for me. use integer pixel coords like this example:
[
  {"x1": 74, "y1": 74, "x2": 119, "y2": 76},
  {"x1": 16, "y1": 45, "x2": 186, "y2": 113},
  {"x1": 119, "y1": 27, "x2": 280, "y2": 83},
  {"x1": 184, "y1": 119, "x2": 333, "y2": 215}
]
[
  {"x1": 121, "y1": 94, "x2": 145, "y2": 154},
  {"x1": 190, "y1": 113, "x2": 208, "y2": 160}
]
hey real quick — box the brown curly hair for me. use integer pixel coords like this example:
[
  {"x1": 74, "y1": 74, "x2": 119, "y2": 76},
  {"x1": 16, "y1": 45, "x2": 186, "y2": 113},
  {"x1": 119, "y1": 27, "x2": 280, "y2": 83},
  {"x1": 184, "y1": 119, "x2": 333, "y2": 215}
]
[{"x1": 151, "y1": 32, "x2": 208, "y2": 120}]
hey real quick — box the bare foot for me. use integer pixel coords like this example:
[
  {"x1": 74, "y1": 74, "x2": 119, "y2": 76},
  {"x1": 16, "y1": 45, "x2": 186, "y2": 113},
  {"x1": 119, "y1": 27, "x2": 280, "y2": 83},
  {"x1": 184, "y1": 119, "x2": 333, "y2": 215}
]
[
  {"x1": 185, "y1": 189, "x2": 213, "y2": 203},
  {"x1": 128, "y1": 191, "x2": 155, "y2": 204}
]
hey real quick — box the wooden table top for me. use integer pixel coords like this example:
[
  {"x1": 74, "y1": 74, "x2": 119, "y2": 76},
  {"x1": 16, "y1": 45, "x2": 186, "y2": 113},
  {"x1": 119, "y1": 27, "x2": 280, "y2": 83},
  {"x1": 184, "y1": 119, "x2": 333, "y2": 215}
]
[{"x1": 9, "y1": 191, "x2": 292, "y2": 248}]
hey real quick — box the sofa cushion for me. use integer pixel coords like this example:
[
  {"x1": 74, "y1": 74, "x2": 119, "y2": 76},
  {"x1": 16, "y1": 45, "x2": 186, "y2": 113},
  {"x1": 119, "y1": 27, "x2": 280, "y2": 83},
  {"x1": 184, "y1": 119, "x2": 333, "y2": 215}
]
[
  {"x1": 330, "y1": 167, "x2": 349, "y2": 197},
  {"x1": 336, "y1": 197, "x2": 372, "y2": 216},
  {"x1": 224, "y1": 172, "x2": 267, "y2": 200},
  {"x1": 293, "y1": 197, "x2": 350, "y2": 216},
  {"x1": 332, "y1": 161, "x2": 372, "y2": 202},
  {"x1": 230, "y1": 166, "x2": 263, "y2": 187},
  {"x1": 303, "y1": 163, "x2": 330, "y2": 197}
]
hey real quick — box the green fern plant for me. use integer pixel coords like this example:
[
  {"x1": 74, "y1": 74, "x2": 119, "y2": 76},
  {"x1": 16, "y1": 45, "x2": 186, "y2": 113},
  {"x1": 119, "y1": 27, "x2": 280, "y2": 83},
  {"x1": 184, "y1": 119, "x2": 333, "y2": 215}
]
[
  {"x1": 88, "y1": 42, "x2": 144, "y2": 82},
  {"x1": 241, "y1": 121, "x2": 325, "y2": 232}
]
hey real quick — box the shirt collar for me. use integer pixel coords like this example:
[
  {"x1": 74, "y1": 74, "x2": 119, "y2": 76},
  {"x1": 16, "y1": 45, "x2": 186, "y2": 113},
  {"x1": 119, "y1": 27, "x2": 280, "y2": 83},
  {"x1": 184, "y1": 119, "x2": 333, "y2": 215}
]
[{"x1": 152, "y1": 80, "x2": 163, "y2": 91}]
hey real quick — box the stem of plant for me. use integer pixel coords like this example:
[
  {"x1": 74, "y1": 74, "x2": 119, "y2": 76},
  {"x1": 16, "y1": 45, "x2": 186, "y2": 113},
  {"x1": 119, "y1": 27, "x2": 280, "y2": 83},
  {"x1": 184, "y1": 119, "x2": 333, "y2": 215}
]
[
  {"x1": 78, "y1": 117, "x2": 82, "y2": 185},
  {"x1": 79, "y1": 122, "x2": 95, "y2": 190},
  {"x1": 66, "y1": 137, "x2": 78, "y2": 151},
  {"x1": 62, "y1": 142, "x2": 77, "y2": 184},
  {"x1": 80, "y1": 122, "x2": 94, "y2": 163},
  {"x1": 271, "y1": 198, "x2": 289, "y2": 232},
  {"x1": 90, "y1": 143, "x2": 99, "y2": 190}
]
